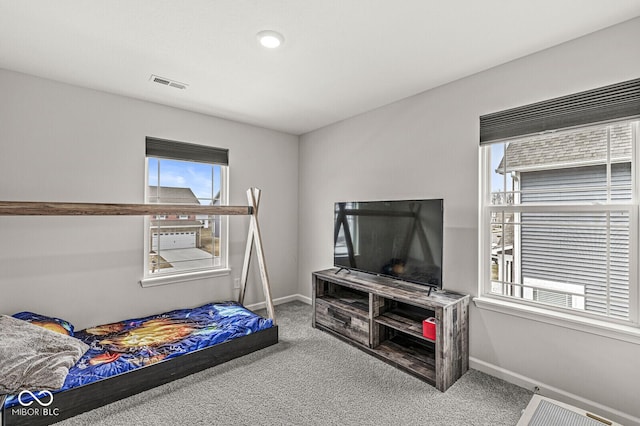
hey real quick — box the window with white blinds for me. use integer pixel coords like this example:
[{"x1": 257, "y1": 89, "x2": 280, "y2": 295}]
[{"x1": 481, "y1": 118, "x2": 639, "y2": 323}]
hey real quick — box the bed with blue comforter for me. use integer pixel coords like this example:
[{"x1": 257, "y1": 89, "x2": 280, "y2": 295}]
[{"x1": 1, "y1": 301, "x2": 277, "y2": 425}]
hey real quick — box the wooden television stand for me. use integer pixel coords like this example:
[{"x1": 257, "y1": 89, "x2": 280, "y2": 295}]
[{"x1": 312, "y1": 268, "x2": 469, "y2": 392}]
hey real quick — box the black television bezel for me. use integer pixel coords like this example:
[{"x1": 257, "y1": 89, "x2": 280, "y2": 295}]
[{"x1": 333, "y1": 198, "x2": 444, "y2": 290}]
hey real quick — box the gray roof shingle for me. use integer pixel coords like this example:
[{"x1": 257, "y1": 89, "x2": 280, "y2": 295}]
[
  {"x1": 147, "y1": 186, "x2": 200, "y2": 204},
  {"x1": 498, "y1": 122, "x2": 632, "y2": 173}
]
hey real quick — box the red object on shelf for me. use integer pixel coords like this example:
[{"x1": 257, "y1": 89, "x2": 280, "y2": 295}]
[{"x1": 422, "y1": 317, "x2": 436, "y2": 340}]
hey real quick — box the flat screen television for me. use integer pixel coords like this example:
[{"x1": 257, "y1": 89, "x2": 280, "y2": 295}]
[{"x1": 334, "y1": 199, "x2": 443, "y2": 289}]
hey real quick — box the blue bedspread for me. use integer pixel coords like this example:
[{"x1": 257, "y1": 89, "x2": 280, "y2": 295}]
[{"x1": 3, "y1": 302, "x2": 273, "y2": 408}]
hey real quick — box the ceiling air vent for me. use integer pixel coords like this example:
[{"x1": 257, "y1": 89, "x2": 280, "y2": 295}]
[{"x1": 150, "y1": 75, "x2": 188, "y2": 90}]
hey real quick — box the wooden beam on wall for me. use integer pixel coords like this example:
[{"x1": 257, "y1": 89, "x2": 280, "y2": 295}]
[{"x1": 0, "y1": 201, "x2": 252, "y2": 216}]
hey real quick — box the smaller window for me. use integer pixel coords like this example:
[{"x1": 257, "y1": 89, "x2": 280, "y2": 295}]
[{"x1": 144, "y1": 138, "x2": 228, "y2": 281}]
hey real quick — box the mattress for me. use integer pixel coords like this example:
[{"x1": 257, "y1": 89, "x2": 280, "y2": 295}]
[{"x1": 3, "y1": 301, "x2": 273, "y2": 409}]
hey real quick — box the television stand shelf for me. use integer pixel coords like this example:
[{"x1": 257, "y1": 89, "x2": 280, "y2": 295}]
[{"x1": 312, "y1": 268, "x2": 469, "y2": 391}]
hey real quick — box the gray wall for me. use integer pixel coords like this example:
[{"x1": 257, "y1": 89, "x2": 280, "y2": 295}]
[
  {"x1": 0, "y1": 68, "x2": 299, "y2": 330},
  {"x1": 298, "y1": 17, "x2": 640, "y2": 424}
]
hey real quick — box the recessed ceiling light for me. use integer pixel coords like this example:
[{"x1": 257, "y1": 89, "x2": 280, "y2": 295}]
[{"x1": 257, "y1": 30, "x2": 284, "y2": 49}]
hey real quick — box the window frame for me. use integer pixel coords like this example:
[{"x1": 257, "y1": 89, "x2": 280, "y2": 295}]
[
  {"x1": 477, "y1": 119, "x2": 640, "y2": 342},
  {"x1": 140, "y1": 151, "x2": 230, "y2": 288}
]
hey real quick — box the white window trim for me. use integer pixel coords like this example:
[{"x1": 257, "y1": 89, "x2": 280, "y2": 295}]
[
  {"x1": 142, "y1": 157, "x2": 230, "y2": 285},
  {"x1": 140, "y1": 267, "x2": 231, "y2": 288},
  {"x1": 473, "y1": 296, "x2": 640, "y2": 345},
  {"x1": 477, "y1": 121, "x2": 640, "y2": 337}
]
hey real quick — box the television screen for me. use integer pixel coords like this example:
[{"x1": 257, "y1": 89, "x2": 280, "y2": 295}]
[{"x1": 334, "y1": 199, "x2": 443, "y2": 289}]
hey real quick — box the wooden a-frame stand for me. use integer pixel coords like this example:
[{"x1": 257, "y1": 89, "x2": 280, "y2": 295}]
[
  {"x1": 0, "y1": 187, "x2": 276, "y2": 324},
  {"x1": 238, "y1": 188, "x2": 275, "y2": 322}
]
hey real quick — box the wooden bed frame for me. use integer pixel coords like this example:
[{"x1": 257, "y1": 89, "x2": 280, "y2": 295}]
[
  {"x1": 1, "y1": 326, "x2": 278, "y2": 426},
  {"x1": 0, "y1": 188, "x2": 278, "y2": 426}
]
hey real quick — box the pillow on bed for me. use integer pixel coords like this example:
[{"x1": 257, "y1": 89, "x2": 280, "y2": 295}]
[
  {"x1": 0, "y1": 315, "x2": 89, "y2": 394},
  {"x1": 12, "y1": 311, "x2": 76, "y2": 336}
]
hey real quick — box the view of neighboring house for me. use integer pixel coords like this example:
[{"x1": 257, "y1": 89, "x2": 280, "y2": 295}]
[
  {"x1": 147, "y1": 186, "x2": 222, "y2": 273},
  {"x1": 147, "y1": 186, "x2": 206, "y2": 251},
  {"x1": 493, "y1": 122, "x2": 632, "y2": 318}
]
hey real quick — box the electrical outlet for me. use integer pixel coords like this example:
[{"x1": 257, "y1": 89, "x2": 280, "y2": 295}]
[{"x1": 233, "y1": 278, "x2": 240, "y2": 289}]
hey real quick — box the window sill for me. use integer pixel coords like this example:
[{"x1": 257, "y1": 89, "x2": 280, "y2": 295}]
[
  {"x1": 473, "y1": 296, "x2": 640, "y2": 345},
  {"x1": 140, "y1": 268, "x2": 231, "y2": 288}
]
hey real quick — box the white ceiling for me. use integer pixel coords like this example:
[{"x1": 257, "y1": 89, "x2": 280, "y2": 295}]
[{"x1": 1, "y1": 1, "x2": 640, "y2": 135}]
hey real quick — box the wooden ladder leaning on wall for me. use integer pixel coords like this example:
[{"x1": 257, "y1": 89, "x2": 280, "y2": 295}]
[{"x1": 0, "y1": 187, "x2": 276, "y2": 324}]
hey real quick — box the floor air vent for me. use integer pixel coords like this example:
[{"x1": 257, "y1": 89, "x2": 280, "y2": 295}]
[
  {"x1": 518, "y1": 395, "x2": 619, "y2": 426},
  {"x1": 150, "y1": 75, "x2": 188, "y2": 90}
]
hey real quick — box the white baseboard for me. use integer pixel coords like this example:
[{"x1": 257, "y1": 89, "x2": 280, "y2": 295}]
[
  {"x1": 245, "y1": 293, "x2": 311, "y2": 311},
  {"x1": 470, "y1": 357, "x2": 640, "y2": 426}
]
